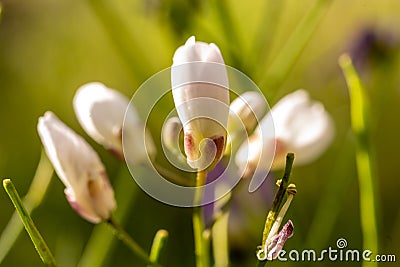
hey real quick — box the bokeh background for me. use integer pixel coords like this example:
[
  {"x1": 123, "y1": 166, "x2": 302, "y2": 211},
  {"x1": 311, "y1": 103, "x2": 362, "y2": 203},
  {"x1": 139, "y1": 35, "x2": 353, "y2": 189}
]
[{"x1": 1, "y1": 0, "x2": 400, "y2": 266}]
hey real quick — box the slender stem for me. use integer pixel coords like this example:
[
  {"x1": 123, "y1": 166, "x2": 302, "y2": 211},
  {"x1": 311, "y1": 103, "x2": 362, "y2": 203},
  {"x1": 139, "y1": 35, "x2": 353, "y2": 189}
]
[
  {"x1": 193, "y1": 170, "x2": 210, "y2": 267},
  {"x1": 256, "y1": 154, "x2": 295, "y2": 267},
  {"x1": 153, "y1": 163, "x2": 194, "y2": 186},
  {"x1": 78, "y1": 166, "x2": 139, "y2": 267},
  {"x1": 0, "y1": 150, "x2": 53, "y2": 264},
  {"x1": 211, "y1": 182, "x2": 232, "y2": 267},
  {"x1": 261, "y1": 153, "x2": 294, "y2": 246},
  {"x1": 339, "y1": 54, "x2": 378, "y2": 267},
  {"x1": 212, "y1": 211, "x2": 229, "y2": 267},
  {"x1": 3, "y1": 179, "x2": 58, "y2": 267},
  {"x1": 265, "y1": 194, "x2": 294, "y2": 245},
  {"x1": 105, "y1": 216, "x2": 160, "y2": 267},
  {"x1": 148, "y1": 230, "x2": 169, "y2": 266}
]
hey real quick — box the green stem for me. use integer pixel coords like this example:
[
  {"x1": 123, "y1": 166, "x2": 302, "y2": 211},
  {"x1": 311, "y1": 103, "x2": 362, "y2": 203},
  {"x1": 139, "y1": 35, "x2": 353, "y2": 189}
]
[
  {"x1": 2, "y1": 179, "x2": 58, "y2": 267},
  {"x1": 211, "y1": 181, "x2": 232, "y2": 267},
  {"x1": 148, "y1": 229, "x2": 169, "y2": 266},
  {"x1": 153, "y1": 163, "x2": 194, "y2": 186},
  {"x1": 193, "y1": 170, "x2": 210, "y2": 267},
  {"x1": 78, "y1": 166, "x2": 139, "y2": 267},
  {"x1": 212, "y1": 211, "x2": 229, "y2": 267},
  {"x1": 261, "y1": 153, "x2": 294, "y2": 246},
  {"x1": 265, "y1": 194, "x2": 294, "y2": 245},
  {"x1": 259, "y1": 0, "x2": 332, "y2": 93},
  {"x1": 339, "y1": 54, "x2": 378, "y2": 267},
  {"x1": 0, "y1": 151, "x2": 53, "y2": 264},
  {"x1": 256, "y1": 154, "x2": 294, "y2": 267},
  {"x1": 105, "y1": 216, "x2": 160, "y2": 267}
]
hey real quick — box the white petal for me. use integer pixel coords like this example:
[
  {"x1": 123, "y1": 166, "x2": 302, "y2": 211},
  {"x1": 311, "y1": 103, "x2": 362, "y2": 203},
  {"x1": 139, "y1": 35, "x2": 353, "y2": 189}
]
[
  {"x1": 235, "y1": 114, "x2": 275, "y2": 175},
  {"x1": 229, "y1": 92, "x2": 266, "y2": 128},
  {"x1": 73, "y1": 82, "x2": 129, "y2": 152},
  {"x1": 38, "y1": 112, "x2": 99, "y2": 188},
  {"x1": 73, "y1": 82, "x2": 154, "y2": 163},
  {"x1": 162, "y1": 117, "x2": 183, "y2": 154},
  {"x1": 227, "y1": 92, "x2": 267, "y2": 154},
  {"x1": 173, "y1": 36, "x2": 225, "y2": 65},
  {"x1": 271, "y1": 90, "x2": 334, "y2": 166},
  {"x1": 123, "y1": 108, "x2": 156, "y2": 165},
  {"x1": 171, "y1": 36, "x2": 230, "y2": 169},
  {"x1": 235, "y1": 89, "x2": 334, "y2": 173},
  {"x1": 37, "y1": 111, "x2": 116, "y2": 223}
]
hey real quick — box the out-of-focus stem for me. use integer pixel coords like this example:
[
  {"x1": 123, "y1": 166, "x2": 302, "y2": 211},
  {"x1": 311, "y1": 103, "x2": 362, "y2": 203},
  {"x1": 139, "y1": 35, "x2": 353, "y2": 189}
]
[
  {"x1": 148, "y1": 229, "x2": 169, "y2": 266},
  {"x1": 259, "y1": 0, "x2": 332, "y2": 94},
  {"x1": 339, "y1": 54, "x2": 378, "y2": 267},
  {"x1": 193, "y1": 170, "x2": 210, "y2": 267},
  {"x1": 78, "y1": 166, "x2": 139, "y2": 267},
  {"x1": 212, "y1": 211, "x2": 229, "y2": 267},
  {"x1": 106, "y1": 216, "x2": 160, "y2": 267},
  {"x1": 86, "y1": 0, "x2": 151, "y2": 82}
]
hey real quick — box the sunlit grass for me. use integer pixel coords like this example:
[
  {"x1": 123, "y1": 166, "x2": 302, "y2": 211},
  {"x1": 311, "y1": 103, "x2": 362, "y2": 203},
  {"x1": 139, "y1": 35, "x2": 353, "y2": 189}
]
[{"x1": 339, "y1": 54, "x2": 378, "y2": 267}]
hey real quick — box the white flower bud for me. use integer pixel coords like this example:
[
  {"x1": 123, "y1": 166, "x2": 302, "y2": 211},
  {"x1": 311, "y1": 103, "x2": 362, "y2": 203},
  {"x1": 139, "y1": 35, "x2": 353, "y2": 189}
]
[
  {"x1": 162, "y1": 117, "x2": 183, "y2": 156},
  {"x1": 73, "y1": 82, "x2": 155, "y2": 164},
  {"x1": 171, "y1": 36, "x2": 230, "y2": 170},
  {"x1": 236, "y1": 90, "x2": 334, "y2": 174},
  {"x1": 226, "y1": 92, "x2": 267, "y2": 154},
  {"x1": 37, "y1": 111, "x2": 116, "y2": 223}
]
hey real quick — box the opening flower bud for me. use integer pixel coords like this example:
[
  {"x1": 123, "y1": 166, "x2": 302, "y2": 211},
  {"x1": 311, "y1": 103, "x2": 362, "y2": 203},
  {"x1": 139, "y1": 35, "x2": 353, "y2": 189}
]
[
  {"x1": 171, "y1": 36, "x2": 230, "y2": 171},
  {"x1": 73, "y1": 82, "x2": 155, "y2": 164},
  {"x1": 226, "y1": 91, "x2": 267, "y2": 154},
  {"x1": 162, "y1": 117, "x2": 183, "y2": 156},
  {"x1": 236, "y1": 89, "x2": 334, "y2": 175},
  {"x1": 37, "y1": 111, "x2": 116, "y2": 223}
]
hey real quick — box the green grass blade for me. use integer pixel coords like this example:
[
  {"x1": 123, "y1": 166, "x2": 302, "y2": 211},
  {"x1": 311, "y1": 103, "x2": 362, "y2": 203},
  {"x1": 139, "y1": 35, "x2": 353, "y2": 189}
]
[
  {"x1": 86, "y1": 0, "x2": 152, "y2": 82},
  {"x1": 248, "y1": 0, "x2": 285, "y2": 76},
  {"x1": 259, "y1": 0, "x2": 332, "y2": 93},
  {"x1": 213, "y1": 0, "x2": 242, "y2": 68},
  {"x1": 339, "y1": 54, "x2": 378, "y2": 267},
  {"x1": 3, "y1": 179, "x2": 58, "y2": 267},
  {"x1": 0, "y1": 151, "x2": 53, "y2": 263}
]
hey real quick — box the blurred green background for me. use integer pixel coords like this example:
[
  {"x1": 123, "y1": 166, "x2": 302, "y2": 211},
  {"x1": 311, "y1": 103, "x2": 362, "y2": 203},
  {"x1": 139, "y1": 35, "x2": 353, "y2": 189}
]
[{"x1": 1, "y1": 0, "x2": 400, "y2": 266}]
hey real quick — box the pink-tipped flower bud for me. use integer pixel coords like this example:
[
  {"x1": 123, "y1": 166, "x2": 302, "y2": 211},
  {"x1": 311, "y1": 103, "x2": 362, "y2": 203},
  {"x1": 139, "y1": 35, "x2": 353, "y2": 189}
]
[
  {"x1": 171, "y1": 36, "x2": 230, "y2": 171},
  {"x1": 37, "y1": 111, "x2": 116, "y2": 223},
  {"x1": 73, "y1": 82, "x2": 155, "y2": 164},
  {"x1": 236, "y1": 90, "x2": 334, "y2": 174}
]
